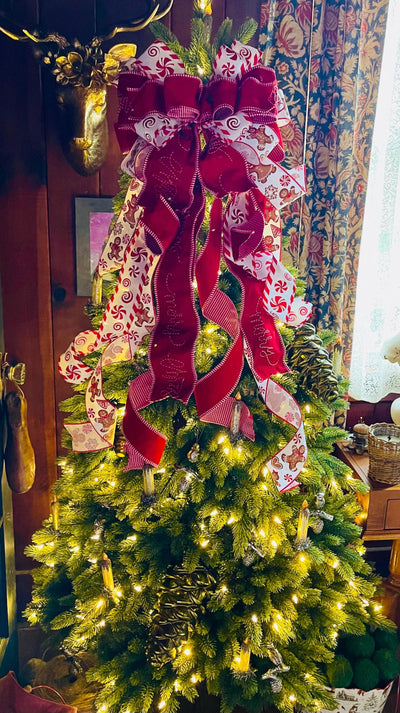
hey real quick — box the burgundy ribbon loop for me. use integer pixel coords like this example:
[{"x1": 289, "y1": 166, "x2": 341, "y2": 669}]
[
  {"x1": 117, "y1": 65, "x2": 282, "y2": 153},
  {"x1": 230, "y1": 210, "x2": 265, "y2": 262},
  {"x1": 204, "y1": 79, "x2": 239, "y2": 120},
  {"x1": 140, "y1": 126, "x2": 199, "y2": 212},
  {"x1": 201, "y1": 138, "x2": 253, "y2": 196},
  {"x1": 236, "y1": 76, "x2": 276, "y2": 117},
  {"x1": 164, "y1": 74, "x2": 202, "y2": 119}
]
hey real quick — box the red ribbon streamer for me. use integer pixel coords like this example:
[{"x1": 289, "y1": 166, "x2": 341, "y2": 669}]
[{"x1": 194, "y1": 198, "x2": 254, "y2": 440}]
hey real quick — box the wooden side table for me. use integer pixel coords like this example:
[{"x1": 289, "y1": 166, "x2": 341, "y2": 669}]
[{"x1": 335, "y1": 441, "x2": 400, "y2": 624}]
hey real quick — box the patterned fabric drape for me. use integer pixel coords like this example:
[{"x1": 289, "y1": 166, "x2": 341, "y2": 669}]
[{"x1": 259, "y1": 0, "x2": 389, "y2": 379}]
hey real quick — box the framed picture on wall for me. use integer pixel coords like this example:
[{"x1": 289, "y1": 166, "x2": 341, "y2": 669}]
[{"x1": 74, "y1": 197, "x2": 114, "y2": 296}]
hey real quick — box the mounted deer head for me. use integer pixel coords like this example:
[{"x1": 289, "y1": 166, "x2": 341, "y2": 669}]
[{"x1": 0, "y1": 0, "x2": 174, "y2": 176}]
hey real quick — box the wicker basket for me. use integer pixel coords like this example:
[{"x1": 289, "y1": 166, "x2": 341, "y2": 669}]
[{"x1": 368, "y1": 423, "x2": 400, "y2": 485}]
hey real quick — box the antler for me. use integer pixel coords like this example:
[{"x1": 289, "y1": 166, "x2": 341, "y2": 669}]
[
  {"x1": 0, "y1": 13, "x2": 60, "y2": 43},
  {"x1": 98, "y1": 0, "x2": 175, "y2": 42},
  {"x1": 0, "y1": 0, "x2": 175, "y2": 47}
]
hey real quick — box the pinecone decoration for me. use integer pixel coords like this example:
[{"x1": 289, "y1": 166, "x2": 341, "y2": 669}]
[
  {"x1": 149, "y1": 566, "x2": 216, "y2": 666},
  {"x1": 285, "y1": 323, "x2": 340, "y2": 402},
  {"x1": 114, "y1": 427, "x2": 126, "y2": 458}
]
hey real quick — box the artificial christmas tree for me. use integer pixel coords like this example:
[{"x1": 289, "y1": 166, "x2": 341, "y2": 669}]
[{"x1": 24, "y1": 5, "x2": 392, "y2": 713}]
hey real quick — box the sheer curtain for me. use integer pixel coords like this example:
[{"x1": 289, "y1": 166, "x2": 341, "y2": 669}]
[{"x1": 349, "y1": 0, "x2": 400, "y2": 403}]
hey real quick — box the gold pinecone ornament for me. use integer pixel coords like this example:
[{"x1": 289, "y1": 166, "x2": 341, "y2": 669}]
[
  {"x1": 149, "y1": 566, "x2": 216, "y2": 666},
  {"x1": 285, "y1": 323, "x2": 340, "y2": 402}
]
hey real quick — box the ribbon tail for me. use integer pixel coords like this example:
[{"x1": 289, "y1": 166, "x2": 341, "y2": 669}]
[
  {"x1": 64, "y1": 227, "x2": 158, "y2": 453},
  {"x1": 120, "y1": 131, "x2": 204, "y2": 466},
  {"x1": 194, "y1": 198, "x2": 254, "y2": 440},
  {"x1": 97, "y1": 225, "x2": 156, "y2": 347},
  {"x1": 223, "y1": 192, "x2": 308, "y2": 492},
  {"x1": 123, "y1": 372, "x2": 167, "y2": 469},
  {"x1": 59, "y1": 182, "x2": 151, "y2": 388},
  {"x1": 258, "y1": 376, "x2": 307, "y2": 493},
  {"x1": 59, "y1": 330, "x2": 98, "y2": 385},
  {"x1": 148, "y1": 185, "x2": 203, "y2": 404},
  {"x1": 68, "y1": 330, "x2": 151, "y2": 453},
  {"x1": 96, "y1": 176, "x2": 143, "y2": 276},
  {"x1": 65, "y1": 422, "x2": 113, "y2": 452}
]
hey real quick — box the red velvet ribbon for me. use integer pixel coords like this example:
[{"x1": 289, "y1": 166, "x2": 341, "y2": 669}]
[
  {"x1": 194, "y1": 191, "x2": 289, "y2": 435},
  {"x1": 116, "y1": 65, "x2": 285, "y2": 468},
  {"x1": 194, "y1": 199, "x2": 254, "y2": 439},
  {"x1": 116, "y1": 67, "x2": 281, "y2": 154},
  {"x1": 149, "y1": 186, "x2": 204, "y2": 404}
]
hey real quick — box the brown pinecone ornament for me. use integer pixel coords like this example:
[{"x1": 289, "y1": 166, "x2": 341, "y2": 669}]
[
  {"x1": 4, "y1": 387, "x2": 36, "y2": 493},
  {"x1": 114, "y1": 427, "x2": 126, "y2": 457}
]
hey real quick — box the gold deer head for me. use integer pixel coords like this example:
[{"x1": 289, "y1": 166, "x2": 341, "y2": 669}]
[{"x1": 0, "y1": 1, "x2": 174, "y2": 176}]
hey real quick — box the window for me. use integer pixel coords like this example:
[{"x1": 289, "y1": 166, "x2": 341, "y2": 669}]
[{"x1": 349, "y1": 0, "x2": 400, "y2": 402}]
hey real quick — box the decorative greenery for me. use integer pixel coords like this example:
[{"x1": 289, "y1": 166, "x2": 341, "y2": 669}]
[
  {"x1": 326, "y1": 656, "x2": 353, "y2": 688},
  {"x1": 352, "y1": 659, "x2": 380, "y2": 691},
  {"x1": 342, "y1": 631, "x2": 375, "y2": 659},
  {"x1": 372, "y1": 648, "x2": 399, "y2": 682},
  {"x1": 151, "y1": 5, "x2": 257, "y2": 81},
  {"x1": 326, "y1": 627, "x2": 399, "y2": 691}
]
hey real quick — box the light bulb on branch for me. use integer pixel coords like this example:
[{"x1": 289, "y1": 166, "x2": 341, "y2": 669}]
[
  {"x1": 51, "y1": 494, "x2": 59, "y2": 532},
  {"x1": 101, "y1": 552, "x2": 115, "y2": 592},
  {"x1": 142, "y1": 464, "x2": 157, "y2": 505},
  {"x1": 233, "y1": 638, "x2": 251, "y2": 675},
  {"x1": 295, "y1": 500, "x2": 311, "y2": 551},
  {"x1": 230, "y1": 393, "x2": 243, "y2": 442}
]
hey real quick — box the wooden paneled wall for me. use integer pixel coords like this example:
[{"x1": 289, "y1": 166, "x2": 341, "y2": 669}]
[{"x1": 0, "y1": 0, "x2": 260, "y2": 615}]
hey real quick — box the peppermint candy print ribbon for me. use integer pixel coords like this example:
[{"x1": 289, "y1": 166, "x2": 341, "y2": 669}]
[
  {"x1": 255, "y1": 376, "x2": 306, "y2": 492},
  {"x1": 222, "y1": 190, "x2": 310, "y2": 492},
  {"x1": 65, "y1": 333, "x2": 142, "y2": 452},
  {"x1": 97, "y1": 177, "x2": 143, "y2": 276},
  {"x1": 224, "y1": 192, "x2": 312, "y2": 328},
  {"x1": 59, "y1": 179, "x2": 158, "y2": 449}
]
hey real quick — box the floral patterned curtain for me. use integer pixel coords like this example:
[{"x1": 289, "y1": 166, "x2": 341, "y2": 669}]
[{"x1": 259, "y1": 0, "x2": 389, "y2": 379}]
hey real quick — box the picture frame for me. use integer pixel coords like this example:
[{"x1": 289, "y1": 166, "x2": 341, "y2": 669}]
[{"x1": 74, "y1": 197, "x2": 114, "y2": 296}]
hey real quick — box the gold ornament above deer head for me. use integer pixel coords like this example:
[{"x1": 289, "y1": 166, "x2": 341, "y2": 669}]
[{"x1": 0, "y1": 0, "x2": 174, "y2": 176}]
